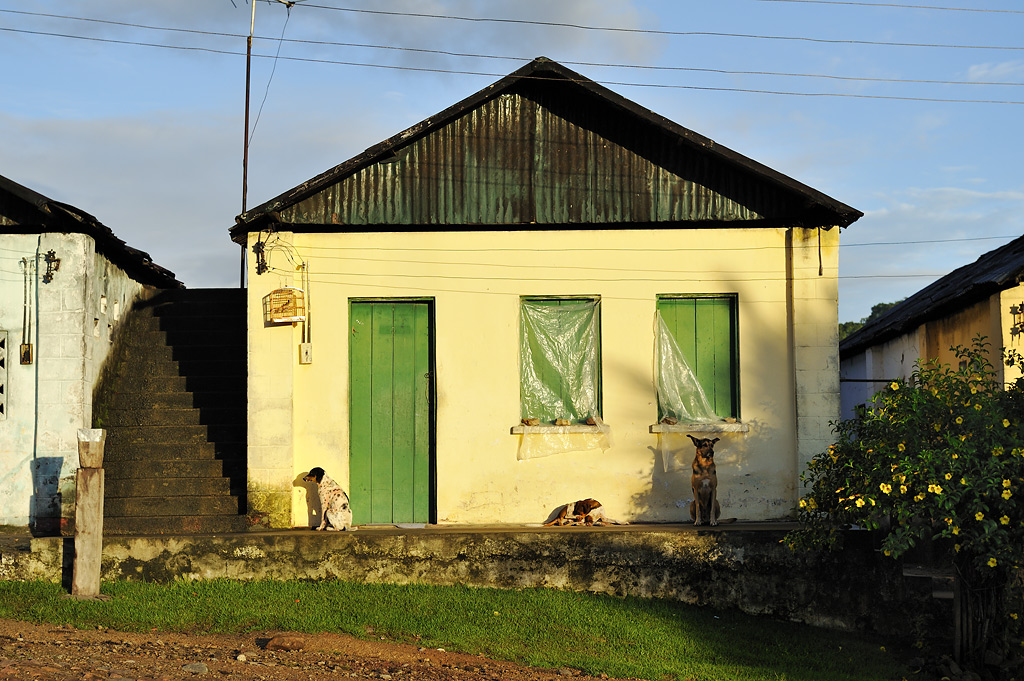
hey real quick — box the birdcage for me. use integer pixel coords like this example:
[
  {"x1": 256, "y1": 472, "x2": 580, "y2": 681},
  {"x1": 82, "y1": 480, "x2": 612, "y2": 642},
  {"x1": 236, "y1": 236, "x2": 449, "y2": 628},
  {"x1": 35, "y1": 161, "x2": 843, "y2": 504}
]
[{"x1": 263, "y1": 287, "x2": 306, "y2": 323}]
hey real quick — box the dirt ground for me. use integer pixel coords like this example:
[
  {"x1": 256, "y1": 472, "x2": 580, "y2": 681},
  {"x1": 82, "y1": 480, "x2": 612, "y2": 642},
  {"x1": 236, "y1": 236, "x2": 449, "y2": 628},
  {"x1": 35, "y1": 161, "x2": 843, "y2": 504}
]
[{"x1": 0, "y1": 617, "x2": 629, "y2": 681}]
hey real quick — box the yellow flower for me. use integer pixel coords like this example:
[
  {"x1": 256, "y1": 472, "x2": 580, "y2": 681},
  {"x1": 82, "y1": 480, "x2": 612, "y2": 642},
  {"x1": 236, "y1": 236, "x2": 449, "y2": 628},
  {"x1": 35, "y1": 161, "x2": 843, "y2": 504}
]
[
  {"x1": 1012, "y1": 613, "x2": 1020, "y2": 621},
  {"x1": 961, "y1": 477, "x2": 968, "y2": 485},
  {"x1": 1004, "y1": 419, "x2": 1011, "y2": 428},
  {"x1": 855, "y1": 498, "x2": 866, "y2": 508},
  {"x1": 914, "y1": 493, "x2": 926, "y2": 502},
  {"x1": 883, "y1": 549, "x2": 891, "y2": 557},
  {"x1": 953, "y1": 453, "x2": 960, "y2": 459},
  {"x1": 1001, "y1": 515, "x2": 1011, "y2": 525},
  {"x1": 799, "y1": 499, "x2": 807, "y2": 509},
  {"x1": 988, "y1": 557, "x2": 998, "y2": 568},
  {"x1": 955, "y1": 544, "x2": 961, "y2": 553},
  {"x1": 900, "y1": 485, "x2": 908, "y2": 494},
  {"x1": 898, "y1": 443, "x2": 906, "y2": 452},
  {"x1": 1003, "y1": 490, "x2": 1013, "y2": 500},
  {"x1": 952, "y1": 526, "x2": 960, "y2": 535},
  {"x1": 928, "y1": 484, "x2": 943, "y2": 495},
  {"x1": 944, "y1": 517, "x2": 953, "y2": 525},
  {"x1": 976, "y1": 512, "x2": 985, "y2": 521},
  {"x1": 934, "y1": 424, "x2": 942, "y2": 432},
  {"x1": 945, "y1": 473, "x2": 953, "y2": 480},
  {"x1": 1003, "y1": 479, "x2": 1012, "y2": 488},
  {"x1": 890, "y1": 381, "x2": 899, "y2": 391},
  {"x1": 971, "y1": 387, "x2": 978, "y2": 395},
  {"x1": 994, "y1": 446, "x2": 1004, "y2": 457},
  {"x1": 975, "y1": 404, "x2": 983, "y2": 411},
  {"x1": 879, "y1": 483, "x2": 892, "y2": 494},
  {"x1": 956, "y1": 417, "x2": 963, "y2": 425}
]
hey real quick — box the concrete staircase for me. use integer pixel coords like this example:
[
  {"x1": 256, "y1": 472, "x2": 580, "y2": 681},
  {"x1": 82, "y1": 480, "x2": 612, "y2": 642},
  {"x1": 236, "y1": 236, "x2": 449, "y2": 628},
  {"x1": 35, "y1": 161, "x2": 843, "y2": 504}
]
[{"x1": 95, "y1": 288, "x2": 248, "y2": 535}]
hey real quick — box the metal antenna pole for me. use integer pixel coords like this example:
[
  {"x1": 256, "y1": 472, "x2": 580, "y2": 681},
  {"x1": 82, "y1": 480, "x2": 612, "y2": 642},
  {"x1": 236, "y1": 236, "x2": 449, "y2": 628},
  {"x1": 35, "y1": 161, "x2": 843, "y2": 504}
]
[{"x1": 240, "y1": 1, "x2": 256, "y2": 288}]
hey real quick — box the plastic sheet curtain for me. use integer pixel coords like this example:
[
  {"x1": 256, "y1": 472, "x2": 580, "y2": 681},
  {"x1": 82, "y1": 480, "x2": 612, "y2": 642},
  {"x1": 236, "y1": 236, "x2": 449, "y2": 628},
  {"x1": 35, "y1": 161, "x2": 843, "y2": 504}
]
[
  {"x1": 655, "y1": 311, "x2": 718, "y2": 473},
  {"x1": 517, "y1": 298, "x2": 609, "y2": 459},
  {"x1": 655, "y1": 311, "x2": 717, "y2": 425},
  {"x1": 519, "y1": 299, "x2": 600, "y2": 423}
]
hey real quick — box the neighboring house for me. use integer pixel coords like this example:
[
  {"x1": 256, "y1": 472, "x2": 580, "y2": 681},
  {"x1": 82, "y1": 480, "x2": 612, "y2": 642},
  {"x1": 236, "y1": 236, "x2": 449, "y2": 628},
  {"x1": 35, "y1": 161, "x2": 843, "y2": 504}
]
[
  {"x1": 840, "y1": 235, "x2": 1024, "y2": 419},
  {"x1": 231, "y1": 57, "x2": 862, "y2": 528},
  {"x1": 0, "y1": 173, "x2": 180, "y2": 532}
]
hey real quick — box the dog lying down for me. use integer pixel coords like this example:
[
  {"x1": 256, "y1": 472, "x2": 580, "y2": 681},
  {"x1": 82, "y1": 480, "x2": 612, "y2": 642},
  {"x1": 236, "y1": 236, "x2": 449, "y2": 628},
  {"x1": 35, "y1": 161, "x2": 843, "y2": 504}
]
[
  {"x1": 543, "y1": 498, "x2": 627, "y2": 526},
  {"x1": 303, "y1": 467, "x2": 355, "y2": 531}
]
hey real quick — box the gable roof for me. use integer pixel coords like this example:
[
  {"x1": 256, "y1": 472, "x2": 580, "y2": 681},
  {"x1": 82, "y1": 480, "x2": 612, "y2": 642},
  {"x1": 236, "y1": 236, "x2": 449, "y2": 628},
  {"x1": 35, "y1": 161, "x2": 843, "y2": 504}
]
[
  {"x1": 232, "y1": 57, "x2": 860, "y2": 240},
  {"x1": 840, "y1": 234, "x2": 1024, "y2": 358},
  {"x1": 0, "y1": 173, "x2": 182, "y2": 288}
]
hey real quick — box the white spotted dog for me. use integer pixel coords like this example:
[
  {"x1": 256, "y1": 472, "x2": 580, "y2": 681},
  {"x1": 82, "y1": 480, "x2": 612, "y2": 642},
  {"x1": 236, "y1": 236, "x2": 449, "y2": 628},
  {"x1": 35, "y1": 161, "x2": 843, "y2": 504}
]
[{"x1": 303, "y1": 467, "x2": 355, "y2": 531}]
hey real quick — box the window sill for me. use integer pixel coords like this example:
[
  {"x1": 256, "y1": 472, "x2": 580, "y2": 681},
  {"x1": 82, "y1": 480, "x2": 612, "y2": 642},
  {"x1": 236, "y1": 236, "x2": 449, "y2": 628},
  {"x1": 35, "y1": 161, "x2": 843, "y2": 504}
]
[
  {"x1": 649, "y1": 421, "x2": 749, "y2": 434},
  {"x1": 510, "y1": 425, "x2": 605, "y2": 435}
]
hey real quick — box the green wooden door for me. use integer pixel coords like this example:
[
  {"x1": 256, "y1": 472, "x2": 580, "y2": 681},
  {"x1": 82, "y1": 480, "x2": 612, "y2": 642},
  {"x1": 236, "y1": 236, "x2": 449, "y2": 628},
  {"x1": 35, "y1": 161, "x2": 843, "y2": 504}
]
[
  {"x1": 657, "y1": 297, "x2": 738, "y2": 418},
  {"x1": 349, "y1": 301, "x2": 434, "y2": 524}
]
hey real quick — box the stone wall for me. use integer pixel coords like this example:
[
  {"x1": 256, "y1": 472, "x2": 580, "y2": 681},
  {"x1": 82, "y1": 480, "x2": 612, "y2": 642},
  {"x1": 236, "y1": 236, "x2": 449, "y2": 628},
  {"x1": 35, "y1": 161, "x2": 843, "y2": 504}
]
[{"x1": 2, "y1": 526, "x2": 939, "y2": 637}]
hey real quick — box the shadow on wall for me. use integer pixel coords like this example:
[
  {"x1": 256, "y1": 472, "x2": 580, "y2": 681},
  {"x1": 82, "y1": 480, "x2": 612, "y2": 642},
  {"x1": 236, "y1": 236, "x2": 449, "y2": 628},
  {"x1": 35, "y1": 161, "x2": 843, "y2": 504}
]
[
  {"x1": 30, "y1": 457, "x2": 63, "y2": 536},
  {"x1": 293, "y1": 472, "x2": 319, "y2": 530},
  {"x1": 633, "y1": 419, "x2": 780, "y2": 523}
]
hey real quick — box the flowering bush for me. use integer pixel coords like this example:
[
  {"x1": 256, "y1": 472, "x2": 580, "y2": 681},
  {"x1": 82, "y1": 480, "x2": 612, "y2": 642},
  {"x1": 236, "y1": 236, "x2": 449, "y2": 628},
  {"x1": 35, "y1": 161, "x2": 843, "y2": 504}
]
[{"x1": 787, "y1": 337, "x2": 1024, "y2": 662}]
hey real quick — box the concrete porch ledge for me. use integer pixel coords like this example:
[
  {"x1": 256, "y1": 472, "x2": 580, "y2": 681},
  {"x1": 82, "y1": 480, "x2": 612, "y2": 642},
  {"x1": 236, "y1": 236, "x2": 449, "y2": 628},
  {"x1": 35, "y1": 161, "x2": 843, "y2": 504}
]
[{"x1": 0, "y1": 523, "x2": 932, "y2": 638}]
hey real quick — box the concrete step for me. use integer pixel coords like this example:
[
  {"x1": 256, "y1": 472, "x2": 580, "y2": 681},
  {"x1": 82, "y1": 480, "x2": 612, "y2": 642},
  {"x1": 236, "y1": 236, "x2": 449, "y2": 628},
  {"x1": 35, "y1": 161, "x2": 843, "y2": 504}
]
[
  {"x1": 103, "y1": 514, "x2": 250, "y2": 536},
  {"x1": 127, "y1": 328, "x2": 246, "y2": 349},
  {"x1": 111, "y1": 358, "x2": 245, "y2": 379},
  {"x1": 104, "y1": 458, "x2": 228, "y2": 479},
  {"x1": 106, "y1": 476, "x2": 232, "y2": 498},
  {"x1": 101, "y1": 442, "x2": 220, "y2": 462},
  {"x1": 105, "y1": 494, "x2": 241, "y2": 517},
  {"x1": 115, "y1": 341, "x2": 243, "y2": 364},
  {"x1": 102, "y1": 407, "x2": 242, "y2": 427},
  {"x1": 106, "y1": 372, "x2": 245, "y2": 394},
  {"x1": 107, "y1": 391, "x2": 241, "y2": 410}
]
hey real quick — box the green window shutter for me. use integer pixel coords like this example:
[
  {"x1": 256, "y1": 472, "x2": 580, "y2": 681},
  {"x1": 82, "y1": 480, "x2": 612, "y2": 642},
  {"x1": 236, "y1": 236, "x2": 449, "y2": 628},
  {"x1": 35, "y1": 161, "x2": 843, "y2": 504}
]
[
  {"x1": 519, "y1": 298, "x2": 601, "y2": 423},
  {"x1": 657, "y1": 296, "x2": 738, "y2": 419}
]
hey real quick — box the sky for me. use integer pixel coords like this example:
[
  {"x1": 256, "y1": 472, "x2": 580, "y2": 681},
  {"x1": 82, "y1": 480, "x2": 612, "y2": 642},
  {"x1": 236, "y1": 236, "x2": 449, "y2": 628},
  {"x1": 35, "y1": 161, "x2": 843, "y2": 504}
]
[{"x1": 1, "y1": 0, "x2": 1022, "y2": 323}]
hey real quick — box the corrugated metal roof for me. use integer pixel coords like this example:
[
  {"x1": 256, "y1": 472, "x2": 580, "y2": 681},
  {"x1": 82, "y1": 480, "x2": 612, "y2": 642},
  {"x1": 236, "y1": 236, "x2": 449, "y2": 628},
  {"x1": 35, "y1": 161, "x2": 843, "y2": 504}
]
[
  {"x1": 233, "y1": 57, "x2": 860, "y2": 239},
  {"x1": 839, "y1": 234, "x2": 1024, "y2": 359},
  {"x1": 0, "y1": 173, "x2": 182, "y2": 288}
]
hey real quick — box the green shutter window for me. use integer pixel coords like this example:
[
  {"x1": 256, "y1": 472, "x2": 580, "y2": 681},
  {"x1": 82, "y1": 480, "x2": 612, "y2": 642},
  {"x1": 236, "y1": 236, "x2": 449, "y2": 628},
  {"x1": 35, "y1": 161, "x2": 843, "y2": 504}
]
[
  {"x1": 656, "y1": 296, "x2": 738, "y2": 420},
  {"x1": 519, "y1": 297, "x2": 601, "y2": 424}
]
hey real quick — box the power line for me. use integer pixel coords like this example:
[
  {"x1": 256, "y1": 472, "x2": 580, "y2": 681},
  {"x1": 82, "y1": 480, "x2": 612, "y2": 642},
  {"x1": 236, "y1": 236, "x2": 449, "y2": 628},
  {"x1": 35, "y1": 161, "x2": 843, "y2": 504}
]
[
  {"x1": 756, "y1": 0, "x2": 1024, "y2": 13},
  {"x1": 4, "y1": 9, "x2": 1021, "y2": 88},
  {"x1": 292, "y1": 234, "x2": 1019, "y2": 253},
  {"x1": 3, "y1": 25, "x2": 1023, "y2": 105},
  {"x1": 299, "y1": 4, "x2": 1024, "y2": 51}
]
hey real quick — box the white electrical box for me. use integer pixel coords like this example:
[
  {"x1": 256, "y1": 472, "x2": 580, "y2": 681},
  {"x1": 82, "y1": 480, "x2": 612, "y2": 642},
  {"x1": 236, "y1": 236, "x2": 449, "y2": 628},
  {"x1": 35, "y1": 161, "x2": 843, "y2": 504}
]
[{"x1": 299, "y1": 343, "x2": 313, "y2": 365}]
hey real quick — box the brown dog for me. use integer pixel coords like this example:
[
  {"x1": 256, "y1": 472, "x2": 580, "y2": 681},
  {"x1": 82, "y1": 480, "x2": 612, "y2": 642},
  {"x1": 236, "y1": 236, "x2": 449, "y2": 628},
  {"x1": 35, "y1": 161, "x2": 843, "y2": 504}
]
[
  {"x1": 544, "y1": 499, "x2": 626, "y2": 526},
  {"x1": 688, "y1": 434, "x2": 721, "y2": 526}
]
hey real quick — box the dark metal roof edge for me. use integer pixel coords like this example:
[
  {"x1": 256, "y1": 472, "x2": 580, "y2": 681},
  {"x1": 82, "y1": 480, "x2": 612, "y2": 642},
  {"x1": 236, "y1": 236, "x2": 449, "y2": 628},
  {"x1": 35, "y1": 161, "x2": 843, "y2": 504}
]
[
  {"x1": 232, "y1": 57, "x2": 861, "y2": 239},
  {"x1": 1, "y1": 173, "x2": 183, "y2": 289},
  {"x1": 839, "y1": 234, "x2": 1024, "y2": 359}
]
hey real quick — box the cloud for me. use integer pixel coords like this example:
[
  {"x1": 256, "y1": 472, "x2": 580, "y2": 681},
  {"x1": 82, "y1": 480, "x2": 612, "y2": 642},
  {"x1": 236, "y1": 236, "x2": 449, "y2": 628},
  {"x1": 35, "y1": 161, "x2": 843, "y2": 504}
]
[
  {"x1": 966, "y1": 60, "x2": 1024, "y2": 82},
  {"x1": 838, "y1": 184, "x2": 1024, "y2": 321}
]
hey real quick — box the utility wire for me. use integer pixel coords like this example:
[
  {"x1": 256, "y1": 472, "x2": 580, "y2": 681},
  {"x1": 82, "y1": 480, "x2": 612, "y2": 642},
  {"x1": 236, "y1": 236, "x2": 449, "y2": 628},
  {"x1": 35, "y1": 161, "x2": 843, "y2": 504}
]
[
  {"x1": 756, "y1": 0, "x2": 1024, "y2": 13},
  {"x1": 3, "y1": 26, "x2": 1023, "y2": 105},
  {"x1": 4, "y1": 9, "x2": 1021, "y2": 88},
  {"x1": 298, "y1": 4, "x2": 1024, "y2": 51},
  {"x1": 292, "y1": 234, "x2": 1019, "y2": 253}
]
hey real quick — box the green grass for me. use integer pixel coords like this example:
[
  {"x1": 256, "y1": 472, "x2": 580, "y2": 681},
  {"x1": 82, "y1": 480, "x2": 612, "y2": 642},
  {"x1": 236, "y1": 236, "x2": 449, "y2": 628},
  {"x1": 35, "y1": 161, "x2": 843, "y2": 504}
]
[{"x1": 0, "y1": 580, "x2": 908, "y2": 681}]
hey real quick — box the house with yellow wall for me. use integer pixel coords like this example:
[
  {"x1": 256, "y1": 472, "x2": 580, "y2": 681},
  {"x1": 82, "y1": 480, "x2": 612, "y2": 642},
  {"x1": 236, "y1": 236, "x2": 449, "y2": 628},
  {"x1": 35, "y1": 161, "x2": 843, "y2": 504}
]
[
  {"x1": 231, "y1": 58, "x2": 862, "y2": 529},
  {"x1": 840, "y1": 235, "x2": 1024, "y2": 418}
]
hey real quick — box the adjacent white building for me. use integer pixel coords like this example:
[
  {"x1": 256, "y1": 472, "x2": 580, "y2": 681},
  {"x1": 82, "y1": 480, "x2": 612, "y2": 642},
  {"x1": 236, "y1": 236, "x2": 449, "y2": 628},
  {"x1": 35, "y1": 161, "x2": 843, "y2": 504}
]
[{"x1": 0, "y1": 174, "x2": 180, "y2": 532}]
